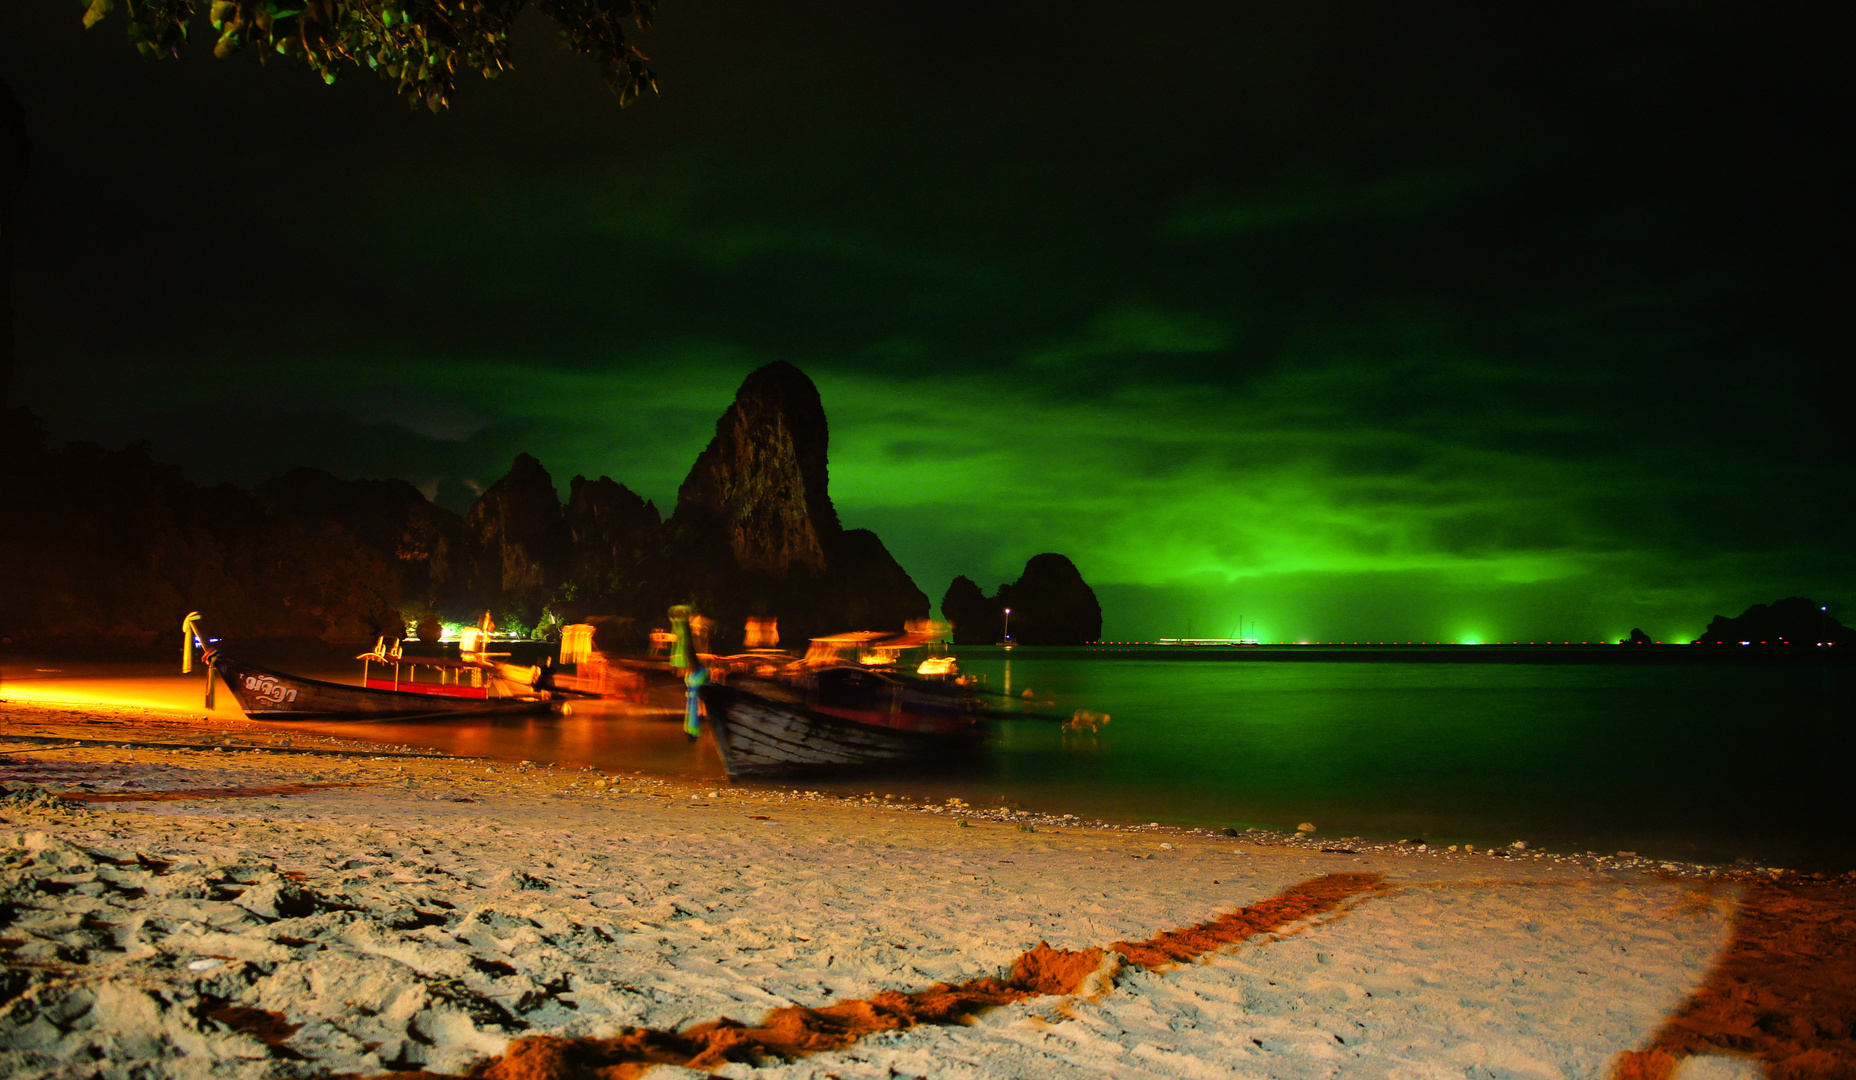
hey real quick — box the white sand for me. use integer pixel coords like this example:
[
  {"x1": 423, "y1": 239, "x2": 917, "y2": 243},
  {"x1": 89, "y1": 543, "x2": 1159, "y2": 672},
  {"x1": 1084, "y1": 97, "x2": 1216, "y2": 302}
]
[{"x1": 0, "y1": 702, "x2": 1754, "y2": 1079}]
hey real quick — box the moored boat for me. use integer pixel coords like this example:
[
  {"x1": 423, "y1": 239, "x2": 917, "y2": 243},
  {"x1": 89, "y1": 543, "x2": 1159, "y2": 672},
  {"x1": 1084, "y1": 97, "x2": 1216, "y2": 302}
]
[
  {"x1": 215, "y1": 656, "x2": 552, "y2": 721},
  {"x1": 696, "y1": 623, "x2": 985, "y2": 778},
  {"x1": 698, "y1": 678, "x2": 986, "y2": 778},
  {"x1": 181, "y1": 612, "x2": 551, "y2": 721}
]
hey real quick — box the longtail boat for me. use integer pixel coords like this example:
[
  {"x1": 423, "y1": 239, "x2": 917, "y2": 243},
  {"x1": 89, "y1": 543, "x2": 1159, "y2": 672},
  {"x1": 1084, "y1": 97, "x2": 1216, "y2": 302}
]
[
  {"x1": 182, "y1": 613, "x2": 550, "y2": 721},
  {"x1": 698, "y1": 680, "x2": 985, "y2": 778},
  {"x1": 215, "y1": 656, "x2": 551, "y2": 721},
  {"x1": 697, "y1": 626, "x2": 986, "y2": 778}
]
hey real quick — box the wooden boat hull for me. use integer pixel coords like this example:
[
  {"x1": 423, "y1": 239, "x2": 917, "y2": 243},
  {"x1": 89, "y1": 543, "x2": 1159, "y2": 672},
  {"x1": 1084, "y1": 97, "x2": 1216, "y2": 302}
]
[
  {"x1": 698, "y1": 682, "x2": 986, "y2": 779},
  {"x1": 216, "y1": 659, "x2": 551, "y2": 721}
]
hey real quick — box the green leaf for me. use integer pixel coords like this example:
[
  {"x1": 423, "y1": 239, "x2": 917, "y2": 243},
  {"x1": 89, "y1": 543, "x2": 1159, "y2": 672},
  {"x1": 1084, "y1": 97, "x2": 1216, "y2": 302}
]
[{"x1": 81, "y1": 0, "x2": 114, "y2": 31}]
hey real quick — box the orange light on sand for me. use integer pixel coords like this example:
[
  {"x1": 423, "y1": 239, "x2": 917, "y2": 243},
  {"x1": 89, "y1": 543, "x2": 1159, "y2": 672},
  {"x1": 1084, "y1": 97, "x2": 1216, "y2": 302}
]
[{"x1": 0, "y1": 683, "x2": 220, "y2": 715}]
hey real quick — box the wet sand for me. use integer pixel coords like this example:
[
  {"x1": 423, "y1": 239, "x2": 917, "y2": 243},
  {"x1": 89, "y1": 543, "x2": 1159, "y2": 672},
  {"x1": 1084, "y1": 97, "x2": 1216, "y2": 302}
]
[{"x1": 3, "y1": 697, "x2": 1853, "y2": 1079}]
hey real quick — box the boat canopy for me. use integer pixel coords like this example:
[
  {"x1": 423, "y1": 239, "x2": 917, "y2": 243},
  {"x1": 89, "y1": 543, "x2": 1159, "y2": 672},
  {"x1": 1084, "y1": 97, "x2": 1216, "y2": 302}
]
[{"x1": 804, "y1": 629, "x2": 948, "y2": 667}]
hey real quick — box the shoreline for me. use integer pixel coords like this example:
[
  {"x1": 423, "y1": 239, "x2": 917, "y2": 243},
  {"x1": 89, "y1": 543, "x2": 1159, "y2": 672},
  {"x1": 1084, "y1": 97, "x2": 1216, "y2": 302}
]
[
  {"x1": 0, "y1": 696, "x2": 1835, "y2": 884},
  {"x1": 4, "y1": 697, "x2": 1855, "y2": 1078},
  {"x1": 7, "y1": 651, "x2": 1851, "y2": 876}
]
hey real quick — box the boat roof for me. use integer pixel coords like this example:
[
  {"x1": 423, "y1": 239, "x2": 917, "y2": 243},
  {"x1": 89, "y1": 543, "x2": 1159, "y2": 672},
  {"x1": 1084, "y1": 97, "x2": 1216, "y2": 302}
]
[
  {"x1": 354, "y1": 653, "x2": 503, "y2": 670},
  {"x1": 812, "y1": 630, "x2": 940, "y2": 646}
]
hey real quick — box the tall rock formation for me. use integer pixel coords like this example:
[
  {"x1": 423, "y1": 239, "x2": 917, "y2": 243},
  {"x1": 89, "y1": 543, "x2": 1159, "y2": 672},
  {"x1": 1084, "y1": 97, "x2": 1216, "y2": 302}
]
[
  {"x1": 942, "y1": 554, "x2": 1102, "y2": 645},
  {"x1": 0, "y1": 363, "x2": 938, "y2": 648},
  {"x1": 672, "y1": 360, "x2": 839, "y2": 576},
  {"x1": 998, "y1": 554, "x2": 1102, "y2": 645},
  {"x1": 460, "y1": 453, "x2": 570, "y2": 618},
  {"x1": 940, "y1": 575, "x2": 998, "y2": 645},
  {"x1": 566, "y1": 474, "x2": 661, "y2": 586},
  {"x1": 666, "y1": 361, "x2": 927, "y2": 643},
  {"x1": 826, "y1": 528, "x2": 932, "y2": 634}
]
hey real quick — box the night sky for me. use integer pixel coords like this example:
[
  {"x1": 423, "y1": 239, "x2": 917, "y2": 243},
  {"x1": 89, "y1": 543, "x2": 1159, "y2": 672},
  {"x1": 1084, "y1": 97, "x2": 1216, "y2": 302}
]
[{"x1": 2, "y1": 2, "x2": 1848, "y2": 642}]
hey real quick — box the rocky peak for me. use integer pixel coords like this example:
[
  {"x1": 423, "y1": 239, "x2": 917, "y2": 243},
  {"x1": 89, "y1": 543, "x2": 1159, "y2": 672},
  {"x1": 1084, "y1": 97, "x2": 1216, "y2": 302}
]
[
  {"x1": 672, "y1": 361, "x2": 841, "y2": 576},
  {"x1": 566, "y1": 474, "x2": 661, "y2": 582},
  {"x1": 462, "y1": 453, "x2": 570, "y2": 611},
  {"x1": 943, "y1": 554, "x2": 1102, "y2": 645},
  {"x1": 940, "y1": 575, "x2": 997, "y2": 645},
  {"x1": 998, "y1": 553, "x2": 1102, "y2": 645}
]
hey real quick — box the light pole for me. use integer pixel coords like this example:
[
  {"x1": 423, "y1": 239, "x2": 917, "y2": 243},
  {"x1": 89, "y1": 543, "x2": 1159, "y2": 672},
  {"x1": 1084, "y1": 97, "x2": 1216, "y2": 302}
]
[{"x1": 1003, "y1": 608, "x2": 1012, "y2": 643}]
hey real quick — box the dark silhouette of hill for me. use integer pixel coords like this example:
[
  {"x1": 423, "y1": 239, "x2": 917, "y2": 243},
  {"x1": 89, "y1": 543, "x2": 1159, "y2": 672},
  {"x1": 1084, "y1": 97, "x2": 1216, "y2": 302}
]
[
  {"x1": 256, "y1": 467, "x2": 463, "y2": 605},
  {"x1": 1, "y1": 363, "x2": 930, "y2": 650},
  {"x1": 941, "y1": 555, "x2": 1102, "y2": 646},
  {"x1": 1691, "y1": 597, "x2": 1849, "y2": 646},
  {"x1": 458, "y1": 452, "x2": 573, "y2": 620},
  {"x1": 940, "y1": 575, "x2": 993, "y2": 645},
  {"x1": 1, "y1": 408, "x2": 400, "y2": 645},
  {"x1": 565, "y1": 475, "x2": 661, "y2": 591}
]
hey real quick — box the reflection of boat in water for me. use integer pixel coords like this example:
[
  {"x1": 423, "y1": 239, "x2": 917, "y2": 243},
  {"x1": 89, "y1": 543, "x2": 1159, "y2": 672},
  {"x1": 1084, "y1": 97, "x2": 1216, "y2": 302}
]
[
  {"x1": 699, "y1": 625, "x2": 985, "y2": 778},
  {"x1": 215, "y1": 656, "x2": 552, "y2": 721}
]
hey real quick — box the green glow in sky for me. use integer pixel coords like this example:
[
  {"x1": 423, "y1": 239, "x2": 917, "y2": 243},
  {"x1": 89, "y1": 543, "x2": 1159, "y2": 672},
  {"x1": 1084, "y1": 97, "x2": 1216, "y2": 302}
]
[{"x1": 2, "y1": 2, "x2": 1846, "y2": 641}]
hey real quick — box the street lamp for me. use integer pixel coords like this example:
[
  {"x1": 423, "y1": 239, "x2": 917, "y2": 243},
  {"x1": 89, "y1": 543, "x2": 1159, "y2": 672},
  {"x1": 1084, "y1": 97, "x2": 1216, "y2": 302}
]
[{"x1": 1003, "y1": 608, "x2": 1012, "y2": 642}]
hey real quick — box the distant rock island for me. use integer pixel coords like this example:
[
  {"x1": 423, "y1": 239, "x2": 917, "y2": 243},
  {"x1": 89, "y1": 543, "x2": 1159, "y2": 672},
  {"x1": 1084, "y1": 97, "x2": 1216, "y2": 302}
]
[
  {"x1": 941, "y1": 554, "x2": 1102, "y2": 646},
  {"x1": 0, "y1": 362, "x2": 929, "y2": 649},
  {"x1": 1688, "y1": 597, "x2": 1850, "y2": 646}
]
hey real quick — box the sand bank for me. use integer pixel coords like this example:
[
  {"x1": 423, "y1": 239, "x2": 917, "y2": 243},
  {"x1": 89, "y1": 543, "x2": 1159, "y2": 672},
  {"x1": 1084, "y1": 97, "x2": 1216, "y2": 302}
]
[{"x1": 3, "y1": 699, "x2": 1852, "y2": 1079}]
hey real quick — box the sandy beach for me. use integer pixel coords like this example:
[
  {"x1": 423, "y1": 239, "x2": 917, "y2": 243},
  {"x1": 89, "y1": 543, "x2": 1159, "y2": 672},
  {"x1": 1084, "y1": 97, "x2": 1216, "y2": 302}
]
[{"x1": 3, "y1": 698, "x2": 1852, "y2": 1080}]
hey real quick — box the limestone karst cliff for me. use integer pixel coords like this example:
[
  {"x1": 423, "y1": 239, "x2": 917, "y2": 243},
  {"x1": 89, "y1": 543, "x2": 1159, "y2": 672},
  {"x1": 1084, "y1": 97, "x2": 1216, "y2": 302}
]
[
  {"x1": 664, "y1": 361, "x2": 926, "y2": 644},
  {"x1": 942, "y1": 554, "x2": 1102, "y2": 646},
  {"x1": 460, "y1": 453, "x2": 571, "y2": 618},
  {"x1": 1, "y1": 362, "x2": 932, "y2": 647},
  {"x1": 565, "y1": 474, "x2": 661, "y2": 588},
  {"x1": 939, "y1": 575, "x2": 996, "y2": 645},
  {"x1": 671, "y1": 360, "x2": 840, "y2": 577}
]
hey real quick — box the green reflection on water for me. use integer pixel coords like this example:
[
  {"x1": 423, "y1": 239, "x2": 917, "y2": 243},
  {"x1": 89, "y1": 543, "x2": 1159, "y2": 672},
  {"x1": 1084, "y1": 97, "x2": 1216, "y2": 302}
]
[{"x1": 883, "y1": 651, "x2": 1855, "y2": 870}]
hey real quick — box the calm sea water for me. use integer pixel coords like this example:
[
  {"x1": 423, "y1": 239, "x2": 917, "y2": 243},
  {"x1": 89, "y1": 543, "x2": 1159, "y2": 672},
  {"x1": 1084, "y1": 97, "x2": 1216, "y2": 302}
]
[
  {"x1": 940, "y1": 650, "x2": 1856, "y2": 872},
  {"x1": 7, "y1": 646, "x2": 1852, "y2": 871}
]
